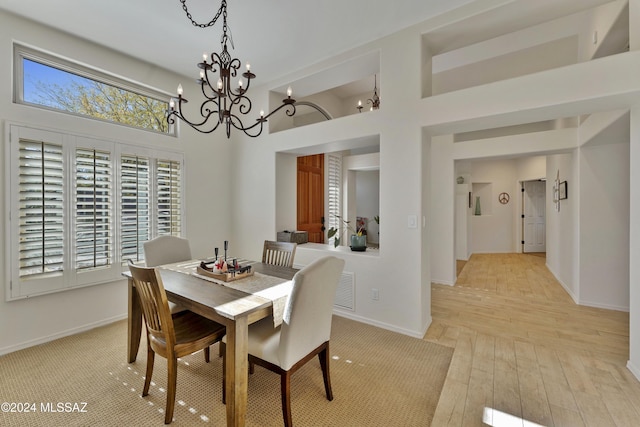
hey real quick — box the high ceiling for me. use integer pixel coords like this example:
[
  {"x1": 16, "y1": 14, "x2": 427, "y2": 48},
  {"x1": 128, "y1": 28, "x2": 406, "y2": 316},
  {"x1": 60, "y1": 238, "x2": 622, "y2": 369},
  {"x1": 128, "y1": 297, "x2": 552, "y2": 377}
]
[
  {"x1": 0, "y1": 0, "x2": 474, "y2": 83},
  {"x1": 0, "y1": 0, "x2": 616, "y2": 99}
]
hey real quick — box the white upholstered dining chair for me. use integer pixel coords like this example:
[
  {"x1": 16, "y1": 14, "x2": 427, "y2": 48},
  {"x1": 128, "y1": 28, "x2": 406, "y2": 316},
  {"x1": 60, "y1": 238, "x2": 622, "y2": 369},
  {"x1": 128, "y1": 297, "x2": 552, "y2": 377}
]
[
  {"x1": 222, "y1": 255, "x2": 345, "y2": 427},
  {"x1": 143, "y1": 235, "x2": 192, "y2": 314},
  {"x1": 143, "y1": 235, "x2": 192, "y2": 267}
]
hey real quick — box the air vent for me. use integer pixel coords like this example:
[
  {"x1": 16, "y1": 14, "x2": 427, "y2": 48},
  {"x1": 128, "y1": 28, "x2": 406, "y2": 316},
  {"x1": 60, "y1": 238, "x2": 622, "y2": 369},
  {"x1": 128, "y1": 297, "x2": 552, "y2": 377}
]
[
  {"x1": 334, "y1": 271, "x2": 355, "y2": 310},
  {"x1": 293, "y1": 265, "x2": 355, "y2": 311}
]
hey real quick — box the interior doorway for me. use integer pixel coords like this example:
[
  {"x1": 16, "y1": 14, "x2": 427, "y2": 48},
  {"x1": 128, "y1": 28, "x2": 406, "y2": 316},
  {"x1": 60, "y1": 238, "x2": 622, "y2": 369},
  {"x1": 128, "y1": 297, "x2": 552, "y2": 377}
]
[
  {"x1": 522, "y1": 179, "x2": 546, "y2": 253},
  {"x1": 296, "y1": 154, "x2": 325, "y2": 243}
]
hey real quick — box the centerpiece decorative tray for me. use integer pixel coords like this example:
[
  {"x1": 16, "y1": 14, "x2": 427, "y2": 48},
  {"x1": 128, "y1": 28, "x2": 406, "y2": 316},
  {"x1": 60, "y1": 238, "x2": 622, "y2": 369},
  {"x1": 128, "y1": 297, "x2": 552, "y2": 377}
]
[{"x1": 197, "y1": 260, "x2": 254, "y2": 282}]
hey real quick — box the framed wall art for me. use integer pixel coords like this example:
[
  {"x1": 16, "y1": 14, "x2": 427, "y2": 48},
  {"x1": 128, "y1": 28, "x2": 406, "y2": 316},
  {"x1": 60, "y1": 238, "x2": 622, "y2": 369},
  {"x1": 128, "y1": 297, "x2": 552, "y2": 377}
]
[{"x1": 559, "y1": 180, "x2": 568, "y2": 200}]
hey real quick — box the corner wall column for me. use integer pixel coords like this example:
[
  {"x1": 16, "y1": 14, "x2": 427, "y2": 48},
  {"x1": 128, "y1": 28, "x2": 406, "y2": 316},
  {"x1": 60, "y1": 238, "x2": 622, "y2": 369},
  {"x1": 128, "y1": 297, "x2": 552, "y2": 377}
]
[{"x1": 628, "y1": 104, "x2": 640, "y2": 380}]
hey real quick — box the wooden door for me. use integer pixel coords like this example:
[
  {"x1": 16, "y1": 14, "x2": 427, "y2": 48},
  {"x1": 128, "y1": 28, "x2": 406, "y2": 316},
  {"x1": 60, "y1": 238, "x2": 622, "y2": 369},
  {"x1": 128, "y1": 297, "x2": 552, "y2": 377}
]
[{"x1": 297, "y1": 154, "x2": 324, "y2": 243}]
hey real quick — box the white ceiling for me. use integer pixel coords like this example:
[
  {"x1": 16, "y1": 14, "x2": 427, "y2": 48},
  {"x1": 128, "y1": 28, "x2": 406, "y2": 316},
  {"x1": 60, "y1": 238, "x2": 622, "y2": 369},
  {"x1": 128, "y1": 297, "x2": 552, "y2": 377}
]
[
  {"x1": 0, "y1": 0, "x2": 616, "y2": 100},
  {"x1": 0, "y1": 0, "x2": 474, "y2": 84}
]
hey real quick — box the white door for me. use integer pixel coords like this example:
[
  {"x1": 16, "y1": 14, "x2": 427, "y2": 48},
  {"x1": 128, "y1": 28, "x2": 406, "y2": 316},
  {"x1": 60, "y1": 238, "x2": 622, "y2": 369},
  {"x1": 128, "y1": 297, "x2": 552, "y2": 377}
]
[{"x1": 523, "y1": 180, "x2": 546, "y2": 253}]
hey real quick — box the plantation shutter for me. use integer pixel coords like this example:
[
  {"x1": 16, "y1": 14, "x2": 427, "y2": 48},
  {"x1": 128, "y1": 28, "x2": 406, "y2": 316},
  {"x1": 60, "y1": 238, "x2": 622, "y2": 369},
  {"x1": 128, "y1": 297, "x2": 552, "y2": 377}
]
[
  {"x1": 156, "y1": 159, "x2": 182, "y2": 236},
  {"x1": 327, "y1": 153, "x2": 342, "y2": 245},
  {"x1": 75, "y1": 148, "x2": 112, "y2": 270},
  {"x1": 18, "y1": 139, "x2": 65, "y2": 278},
  {"x1": 7, "y1": 125, "x2": 187, "y2": 299},
  {"x1": 120, "y1": 154, "x2": 150, "y2": 263}
]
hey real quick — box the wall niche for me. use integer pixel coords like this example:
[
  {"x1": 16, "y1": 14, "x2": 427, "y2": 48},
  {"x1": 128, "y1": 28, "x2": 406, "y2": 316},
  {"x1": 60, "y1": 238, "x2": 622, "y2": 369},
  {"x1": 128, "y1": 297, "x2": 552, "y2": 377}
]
[{"x1": 472, "y1": 182, "x2": 492, "y2": 216}]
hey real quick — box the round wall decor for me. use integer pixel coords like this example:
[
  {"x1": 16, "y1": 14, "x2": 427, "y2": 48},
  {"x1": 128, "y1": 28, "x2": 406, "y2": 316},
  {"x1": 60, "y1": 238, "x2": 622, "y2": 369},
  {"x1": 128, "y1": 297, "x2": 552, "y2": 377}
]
[{"x1": 498, "y1": 192, "x2": 510, "y2": 204}]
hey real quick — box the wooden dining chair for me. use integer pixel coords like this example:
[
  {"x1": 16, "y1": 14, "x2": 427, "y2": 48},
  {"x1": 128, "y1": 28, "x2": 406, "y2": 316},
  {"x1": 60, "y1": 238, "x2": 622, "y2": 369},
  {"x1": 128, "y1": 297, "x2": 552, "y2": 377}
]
[
  {"x1": 128, "y1": 263, "x2": 226, "y2": 424},
  {"x1": 222, "y1": 256, "x2": 345, "y2": 427},
  {"x1": 262, "y1": 240, "x2": 297, "y2": 268}
]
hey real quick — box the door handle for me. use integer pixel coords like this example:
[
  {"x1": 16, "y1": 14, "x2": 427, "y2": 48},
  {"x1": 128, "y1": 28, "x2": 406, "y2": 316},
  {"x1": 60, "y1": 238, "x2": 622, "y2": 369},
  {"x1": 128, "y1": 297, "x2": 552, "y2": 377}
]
[{"x1": 321, "y1": 216, "x2": 326, "y2": 232}]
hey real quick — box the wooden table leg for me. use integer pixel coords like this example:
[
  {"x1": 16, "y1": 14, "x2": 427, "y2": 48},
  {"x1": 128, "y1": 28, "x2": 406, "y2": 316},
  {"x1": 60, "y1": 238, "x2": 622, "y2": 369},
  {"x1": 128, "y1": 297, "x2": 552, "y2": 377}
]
[
  {"x1": 225, "y1": 316, "x2": 249, "y2": 427},
  {"x1": 127, "y1": 278, "x2": 142, "y2": 363}
]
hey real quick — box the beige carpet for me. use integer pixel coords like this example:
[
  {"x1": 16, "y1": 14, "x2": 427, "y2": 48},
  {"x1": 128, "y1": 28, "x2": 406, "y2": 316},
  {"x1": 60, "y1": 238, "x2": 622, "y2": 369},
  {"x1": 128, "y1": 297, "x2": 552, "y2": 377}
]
[{"x1": 0, "y1": 316, "x2": 453, "y2": 427}]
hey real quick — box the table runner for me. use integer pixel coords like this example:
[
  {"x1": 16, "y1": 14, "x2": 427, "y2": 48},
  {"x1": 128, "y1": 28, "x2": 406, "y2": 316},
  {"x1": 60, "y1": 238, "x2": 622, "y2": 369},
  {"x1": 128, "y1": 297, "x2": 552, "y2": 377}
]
[{"x1": 160, "y1": 259, "x2": 293, "y2": 327}]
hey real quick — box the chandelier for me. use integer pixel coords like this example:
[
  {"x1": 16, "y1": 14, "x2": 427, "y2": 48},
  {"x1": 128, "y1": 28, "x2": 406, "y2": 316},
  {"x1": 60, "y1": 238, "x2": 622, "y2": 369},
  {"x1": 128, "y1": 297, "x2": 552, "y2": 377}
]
[
  {"x1": 356, "y1": 75, "x2": 380, "y2": 113},
  {"x1": 167, "y1": 0, "x2": 298, "y2": 138}
]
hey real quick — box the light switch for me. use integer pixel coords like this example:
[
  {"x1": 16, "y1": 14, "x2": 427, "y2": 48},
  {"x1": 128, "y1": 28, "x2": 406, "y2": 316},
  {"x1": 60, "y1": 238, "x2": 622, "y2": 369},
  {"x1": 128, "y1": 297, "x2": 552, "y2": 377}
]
[{"x1": 408, "y1": 215, "x2": 417, "y2": 229}]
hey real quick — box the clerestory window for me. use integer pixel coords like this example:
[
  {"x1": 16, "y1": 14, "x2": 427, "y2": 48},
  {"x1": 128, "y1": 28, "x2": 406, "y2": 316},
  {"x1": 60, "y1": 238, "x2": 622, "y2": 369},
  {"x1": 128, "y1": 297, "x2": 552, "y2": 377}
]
[{"x1": 14, "y1": 44, "x2": 174, "y2": 135}]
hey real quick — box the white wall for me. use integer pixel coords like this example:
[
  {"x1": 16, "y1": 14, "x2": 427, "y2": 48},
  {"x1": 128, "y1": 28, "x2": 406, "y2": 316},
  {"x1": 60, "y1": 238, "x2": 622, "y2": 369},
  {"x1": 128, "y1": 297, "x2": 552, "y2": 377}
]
[
  {"x1": 3, "y1": 1, "x2": 640, "y2": 377},
  {"x1": 229, "y1": 1, "x2": 640, "y2": 373},
  {"x1": 231, "y1": 23, "x2": 428, "y2": 336},
  {"x1": 454, "y1": 156, "x2": 546, "y2": 258},
  {"x1": 0, "y1": 10, "x2": 231, "y2": 354},
  {"x1": 469, "y1": 159, "x2": 518, "y2": 253},
  {"x1": 629, "y1": 103, "x2": 640, "y2": 380},
  {"x1": 579, "y1": 141, "x2": 630, "y2": 310},
  {"x1": 545, "y1": 153, "x2": 579, "y2": 300},
  {"x1": 430, "y1": 135, "x2": 456, "y2": 285},
  {"x1": 433, "y1": 129, "x2": 575, "y2": 286},
  {"x1": 516, "y1": 156, "x2": 547, "y2": 181},
  {"x1": 626, "y1": 0, "x2": 640, "y2": 379},
  {"x1": 455, "y1": 182, "x2": 472, "y2": 260},
  {"x1": 275, "y1": 152, "x2": 298, "y2": 233}
]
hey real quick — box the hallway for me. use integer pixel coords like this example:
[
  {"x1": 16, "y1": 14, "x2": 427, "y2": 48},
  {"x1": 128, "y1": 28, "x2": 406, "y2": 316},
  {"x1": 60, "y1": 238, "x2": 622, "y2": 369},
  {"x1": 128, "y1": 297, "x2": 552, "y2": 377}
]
[{"x1": 426, "y1": 253, "x2": 639, "y2": 426}]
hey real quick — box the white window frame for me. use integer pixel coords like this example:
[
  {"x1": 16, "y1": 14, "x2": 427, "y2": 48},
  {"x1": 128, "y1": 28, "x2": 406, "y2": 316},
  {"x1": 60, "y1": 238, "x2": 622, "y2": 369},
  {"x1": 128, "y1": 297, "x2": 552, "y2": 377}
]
[
  {"x1": 5, "y1": 124, "x2": 185, "y2": 300},
  {"x1": 117, "y1": 145, "x2": 184, "y2": 265},
  {"x1": 73, "y1": 136, "x2": 118, "y2": 285},
  {"x1": 327, "y1": 153, "x2": 342, "y2": 245},
  {"x1": 13, "y1": 43, "x2": 176, "y2": 136}
]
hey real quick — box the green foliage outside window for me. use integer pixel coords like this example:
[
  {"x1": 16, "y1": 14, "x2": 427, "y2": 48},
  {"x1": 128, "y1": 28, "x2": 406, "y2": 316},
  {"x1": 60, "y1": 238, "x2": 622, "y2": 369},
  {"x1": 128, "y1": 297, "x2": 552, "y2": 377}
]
[{"x1": 22, "y1": 58, "x2": 170, "y2": 134}]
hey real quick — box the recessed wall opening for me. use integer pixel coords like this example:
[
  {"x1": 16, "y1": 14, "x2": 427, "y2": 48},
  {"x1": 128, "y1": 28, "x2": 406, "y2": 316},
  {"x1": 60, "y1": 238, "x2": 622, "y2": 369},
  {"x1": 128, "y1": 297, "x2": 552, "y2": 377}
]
[
  {"x1": 268, "y1": 51, "x2": 381, "y2": 133},
  {"x1": 275, "y1": 136, "x2": 380, "y2": 250}
]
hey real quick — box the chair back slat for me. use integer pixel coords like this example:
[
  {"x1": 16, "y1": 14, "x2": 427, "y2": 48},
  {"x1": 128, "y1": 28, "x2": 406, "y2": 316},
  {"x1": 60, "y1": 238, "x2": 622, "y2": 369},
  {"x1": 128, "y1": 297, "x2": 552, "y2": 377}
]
[
  {"x1": 278, "y1": 256, "x2": 345, "y2": 370},
  {"x1": 262, "y1": 240, "x2": 297, "y2": 268},
  {"x1": 128, "y1": 264, "x2": 175, "y2": 346}
]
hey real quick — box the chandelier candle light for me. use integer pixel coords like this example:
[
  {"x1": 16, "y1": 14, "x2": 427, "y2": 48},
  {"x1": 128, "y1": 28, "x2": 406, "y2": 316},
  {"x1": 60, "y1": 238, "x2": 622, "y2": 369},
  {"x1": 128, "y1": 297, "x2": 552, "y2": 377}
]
[
  {"x1": 357, "y1": 74, "x2": 381, "y2": 113},
  {"x1": 167, "y1": 0, "x2": 298, "y2": 138}
]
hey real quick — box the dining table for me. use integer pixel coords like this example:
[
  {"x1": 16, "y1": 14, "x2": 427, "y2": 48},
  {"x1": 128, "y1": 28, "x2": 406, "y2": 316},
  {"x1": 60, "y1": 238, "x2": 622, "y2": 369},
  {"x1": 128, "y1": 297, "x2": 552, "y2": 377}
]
[{"x1": 125, "y1": 258, "x2": 298, "y2": 427}]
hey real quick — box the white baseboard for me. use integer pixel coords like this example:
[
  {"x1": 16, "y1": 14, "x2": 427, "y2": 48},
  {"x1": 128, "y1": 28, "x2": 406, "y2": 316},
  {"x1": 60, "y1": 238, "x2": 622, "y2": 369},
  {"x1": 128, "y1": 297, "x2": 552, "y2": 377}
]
[
  {"x1": 545, "y1": 262, "x2": 579, "y2": 304},
  {"x1": 0, "y1": 314, "x2": 127, "y2": 356},
  {"x1": 578, "y1": 300, "x2": 629, "y2": 312},
  {"x1": 545, "y1": 263, "x2": 630, "y2": 312},
  {"x1": 431, "y1": 278, "x2": 455, "y2": 286},
  {"x1": 627, "y1": 360, "x2": 640, "y2": 382},
  {"x1": 332, "y1": 309, "x2": 424, "y2": 338},
  {"x1": 421, "y1": 315, "x2": 433, "y2": 338}
]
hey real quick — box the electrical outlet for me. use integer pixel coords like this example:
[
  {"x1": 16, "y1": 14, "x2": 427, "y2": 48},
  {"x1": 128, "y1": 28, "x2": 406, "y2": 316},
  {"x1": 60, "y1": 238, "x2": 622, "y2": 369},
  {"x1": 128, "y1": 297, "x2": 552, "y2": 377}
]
[{"x1": 371, "y1": 288, "x2": 379, "y2": 301}]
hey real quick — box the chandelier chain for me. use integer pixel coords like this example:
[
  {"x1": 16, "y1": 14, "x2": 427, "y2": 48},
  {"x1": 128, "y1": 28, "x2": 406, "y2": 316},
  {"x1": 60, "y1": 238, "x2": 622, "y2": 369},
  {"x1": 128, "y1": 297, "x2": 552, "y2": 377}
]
[
  {"x1": 168, "y1": 0, "x2": 303, "y2": 138},
  {"x1": 180, "y1": 0, "x2": 226, "y2": 28}
]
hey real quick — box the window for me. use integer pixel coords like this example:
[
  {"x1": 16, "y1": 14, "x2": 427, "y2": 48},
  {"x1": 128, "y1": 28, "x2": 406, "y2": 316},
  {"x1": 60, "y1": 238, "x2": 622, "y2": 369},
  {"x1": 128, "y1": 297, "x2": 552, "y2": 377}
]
[
  {"x1": 14, "y1": 44, "x2": 174, "y2": 135},
  {"x1": 120, "y1": 155, "x2": 151, "y2": 264},
  {"x1": 75, "y1": 147, "x2": 113, "y2": 271},
  {"x1": 327, "y1": 153, "x2": 342, "y2": 246},
  {"x1": 17, "y1": 139, "x2": 65, "y2": 279},
  {"x1": 156, "y1": 159, "x2": 183, "y2": 236},
  {"x1": 6, "y1": 125, "x2": 185, "y2": 300}
]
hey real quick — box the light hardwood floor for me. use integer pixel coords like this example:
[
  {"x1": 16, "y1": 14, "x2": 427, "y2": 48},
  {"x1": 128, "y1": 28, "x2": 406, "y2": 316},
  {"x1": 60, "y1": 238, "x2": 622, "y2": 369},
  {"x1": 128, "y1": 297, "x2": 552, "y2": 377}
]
[{"x1": 426, "y1": 253, "x2": 640, "y2": 427}]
